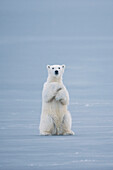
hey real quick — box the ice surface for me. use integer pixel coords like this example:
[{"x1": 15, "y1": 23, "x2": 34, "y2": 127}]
[{"x1": 0, "y1": 0, "x2": 113, "y2": 169}]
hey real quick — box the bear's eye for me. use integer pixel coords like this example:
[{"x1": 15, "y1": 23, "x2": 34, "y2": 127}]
[
  {"x1": 52, "y1": 67, "x2": 54, "y2": 69},
  {"x1": 58, "y1": 67, "x2": 60, "y2": 69}
]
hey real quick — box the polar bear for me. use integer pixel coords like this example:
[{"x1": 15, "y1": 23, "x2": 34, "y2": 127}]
[{"x1": 39, "y1": 64, "x2": 74, "y2": 135}]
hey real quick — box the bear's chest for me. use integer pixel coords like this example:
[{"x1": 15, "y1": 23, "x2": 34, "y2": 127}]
[{"x1": 45, "y1": 99, "x2": 66, "y2": 116}]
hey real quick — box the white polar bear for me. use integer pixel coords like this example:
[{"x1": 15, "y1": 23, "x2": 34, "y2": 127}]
[{"x1": 39, "y1": 64, "x2": 74, "y2": 135}]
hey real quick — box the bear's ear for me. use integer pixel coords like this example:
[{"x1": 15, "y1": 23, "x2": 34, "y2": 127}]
[
  {"x1": 62, "y1": 65, "x2": 65, "y2": 69},
  {"x1": 47, "y1": 65, "x2": 50, "y2": 69}
]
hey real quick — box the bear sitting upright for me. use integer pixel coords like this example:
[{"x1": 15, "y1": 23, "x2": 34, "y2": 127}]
[{"x1": 39, "y1": 64, "x2": 74, "y2": 135}]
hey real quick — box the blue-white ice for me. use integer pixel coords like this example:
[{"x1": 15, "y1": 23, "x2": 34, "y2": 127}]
[{"x1": 0, "y1": 0, "x2": 113, "y2": 170}]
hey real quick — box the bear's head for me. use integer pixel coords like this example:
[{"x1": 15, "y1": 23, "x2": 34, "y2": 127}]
[{"x1": 47, "y1": 64, "x2": 65, "y2": 82}]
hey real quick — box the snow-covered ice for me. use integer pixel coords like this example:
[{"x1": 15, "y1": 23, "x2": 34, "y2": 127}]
[{"x1": 0, "y1": 0, "x2": 113, "y2": 169}]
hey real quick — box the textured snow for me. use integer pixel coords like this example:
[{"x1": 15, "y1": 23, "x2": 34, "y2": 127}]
[{"x1": 0, "y1": 0, "x2": 113, "y2": 170}]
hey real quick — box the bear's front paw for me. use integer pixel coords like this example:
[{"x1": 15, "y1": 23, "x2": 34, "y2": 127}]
[
  {"x1": 55, "y1": 90, "x2": 66, "y2": 102},
  {"x1": 55, "y1": 95, "x2": 61, "y2": 101}
]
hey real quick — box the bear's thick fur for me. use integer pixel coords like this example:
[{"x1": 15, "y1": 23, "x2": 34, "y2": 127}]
[{"x1": 39, "y1": 65, "x2": 74, "y2": 135}]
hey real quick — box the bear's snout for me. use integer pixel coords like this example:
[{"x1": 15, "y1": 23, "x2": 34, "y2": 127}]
[{"x1": 55, "y1": 70, "x2": 59, "y2": 75}]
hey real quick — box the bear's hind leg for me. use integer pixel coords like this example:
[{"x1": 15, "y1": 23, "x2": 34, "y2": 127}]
[
  {"x1": 62, "y1": 112, "x2": 74, "y2": 135},
  {"x1": 39, "y1": 115, "x2": 56, "y2": 135}
]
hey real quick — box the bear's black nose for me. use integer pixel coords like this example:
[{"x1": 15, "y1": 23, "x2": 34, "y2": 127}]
[{"x1": 55, "y1": 70, "x2": 59, "y2": 75}]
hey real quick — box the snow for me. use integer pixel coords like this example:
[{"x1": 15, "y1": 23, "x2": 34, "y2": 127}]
[{"x1": 0, "y1": 0, "x2": 113, "y2": 169}]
